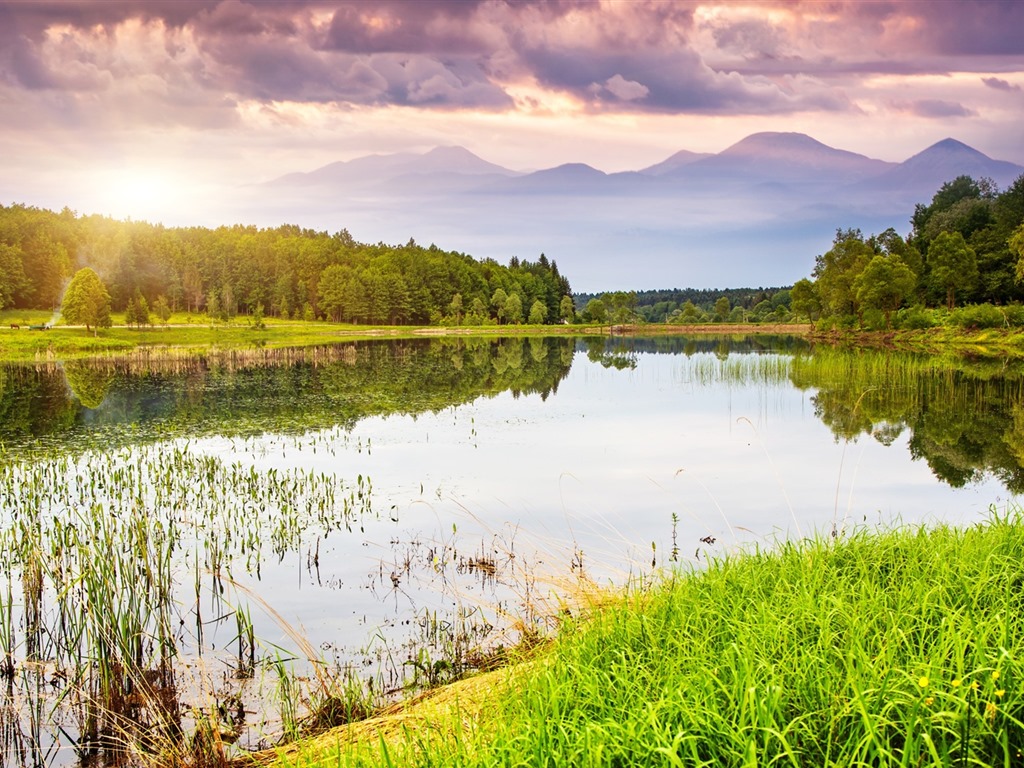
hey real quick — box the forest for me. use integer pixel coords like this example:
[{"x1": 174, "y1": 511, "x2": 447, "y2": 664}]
[
  {"x1": 573, "y1": 173, "x2": 1024, "y2": 329},
  {"x1": 0, "y1": 206, "x2": 573, "y2": 326},
  {"x1": 5, "y1": 171, "x2": 1024, "y2": 333},
  {"x1": 799, "y1": 173, "x2": 1024, "y2": 329}
]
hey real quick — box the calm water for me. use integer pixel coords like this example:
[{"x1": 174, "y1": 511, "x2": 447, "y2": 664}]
[{"x1": 1, "y1": 335, "x2": 1021, "y2": 763}]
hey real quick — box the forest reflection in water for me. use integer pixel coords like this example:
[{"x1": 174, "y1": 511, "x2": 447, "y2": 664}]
[{"x1": 1, "y1": 335, "x2": 1022, "y2": 496}]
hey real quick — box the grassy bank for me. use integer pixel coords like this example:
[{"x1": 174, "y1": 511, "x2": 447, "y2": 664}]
[
  {"x1": 809, "y1": 325, "x2": 1024, "y2": 357},
  {"x1": 268, "y1": 511, "x2": 1024, "y2": 767},
  {"x1": 0, "y1": 312, "x2": 812, "y2": 362}
]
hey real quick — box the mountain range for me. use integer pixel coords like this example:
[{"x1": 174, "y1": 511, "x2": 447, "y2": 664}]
[{"x1": 245, "y1": 134, "x2": 1023, "y2": 291}]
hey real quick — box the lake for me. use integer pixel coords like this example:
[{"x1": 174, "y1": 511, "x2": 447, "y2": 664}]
[{"x1": 1, "y1": 334, "x2": 1020, "y2": 765}]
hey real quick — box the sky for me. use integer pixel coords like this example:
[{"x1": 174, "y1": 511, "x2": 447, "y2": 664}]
[{"x1": 1, "y1": 0, "x2": 1023, "y2": 240}]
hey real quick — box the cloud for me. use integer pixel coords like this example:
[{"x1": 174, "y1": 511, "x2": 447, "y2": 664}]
[
  {"x1": 0, "y1": 0, "x2": 1020, "y2": 127},
  {"x1": 888, "y1": 99, "x2": 977, "y2": 118},
  {"x1": 982, "y1": 76, "x2": 1021, "y2": 92},
  {"x1": 601, "y1": 74, "x2": 649, "y2": 102}
]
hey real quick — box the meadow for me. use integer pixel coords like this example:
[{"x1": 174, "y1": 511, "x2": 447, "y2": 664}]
[{"x1": 273, "y1": 511, "x2": 1024, "y2": 768}]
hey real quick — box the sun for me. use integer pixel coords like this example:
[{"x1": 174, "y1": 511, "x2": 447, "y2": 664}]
[{"x1": 94, "y1": 167, "x2": 183, "y2": 222}]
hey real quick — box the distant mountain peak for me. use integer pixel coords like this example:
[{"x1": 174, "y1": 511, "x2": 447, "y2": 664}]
[
  {"x1": 722, "y1": 132, "x2": 829, "y2": 154},
  {"x1": 267, "y1": 145, "x2": 518, "y2": 186},
  {"x1": 687, "y1": 131, "x2": 892, "y2": 183},
  {"x1": 639, "y1": 149, "x2": 713, "y2": 177},
  {"x1": 865, "y1": 136, "x2": 1023, "y2": 193},
  {"x1": 908, "y1": 138, "x2": 991, "y2": 161}
]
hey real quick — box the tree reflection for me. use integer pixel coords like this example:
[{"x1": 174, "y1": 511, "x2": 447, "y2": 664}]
[
  {"x1": 791, "y1": 349, "x2": 1024, "y2": 491},
  {"x1": 0, "y1": 338, "x2": 576, "y2": 459}
]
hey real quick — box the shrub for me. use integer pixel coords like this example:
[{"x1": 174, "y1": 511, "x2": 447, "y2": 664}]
[
  {"x1": 947, "y1": 304, "x2": 1006, "y2": 330},
  {"x1": 861, "y1": 308, "x2": 887, "y2": 331},
  {"x1": 895, "y1": 305, "x2": 936, "y2": 330}
]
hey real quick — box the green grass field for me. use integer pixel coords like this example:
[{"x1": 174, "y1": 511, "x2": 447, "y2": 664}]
[{"x1": 273, "y1": 510, "x2": 1024, "y2": 767}]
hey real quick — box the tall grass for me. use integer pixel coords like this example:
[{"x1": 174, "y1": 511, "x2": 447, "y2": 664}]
[
  {"x1": 0, "y1": 442, "x2": 374, "y2": 763},
  {"x1": 291, "y1": 509, "x2": 1024, "y2": 767}
]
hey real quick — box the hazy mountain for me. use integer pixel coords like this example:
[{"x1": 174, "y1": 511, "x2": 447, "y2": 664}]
[
  {"x1": 639, "y1": 149, "x2": 713, "y2": 176},
  {"x1": 268, "y1": 145, "x2": 520, "y2": 187},
  {"x1": 864, "y1": 138, "x2": 1024, "y2": 193},
  {"x1": 676, "y1": 132, "x2": 895, "y2": 185},
  {"x1": 245, "y1": 135, "x2": 1024, "y2": 292}
]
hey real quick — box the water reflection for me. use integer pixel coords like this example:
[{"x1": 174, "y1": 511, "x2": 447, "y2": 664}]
[
  {"x1": 789, "y1": 348, "x2": 1024, "y2": 492},
  {"x1": 0, "y1": 338, "x2": 575, "y2": 458},
  {"x1": 2, "y1": 336, "x2": 1024, "y2": 492}
]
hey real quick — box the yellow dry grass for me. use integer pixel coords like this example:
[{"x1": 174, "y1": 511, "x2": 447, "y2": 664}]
[{"x1": 246, "y1": 660, "x2": 538, "y2": 767}]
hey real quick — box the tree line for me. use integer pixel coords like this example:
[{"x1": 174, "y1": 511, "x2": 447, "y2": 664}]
[
  {"x1": 575, "y1": 286, "x2": 793, "y2": 324},
  {"x1": 0, "y1": 204, "x2": 573, "y2": 326},
  {"x1": 796, "y1": 174, "x2": 1024, "y2": 328},
  {"x1": 574, "y1": 286, "x2": 795, "y2": 325}
]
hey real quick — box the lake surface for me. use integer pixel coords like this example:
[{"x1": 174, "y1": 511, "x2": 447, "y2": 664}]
[{"x1": 1, "y1": 335, "x2": 1021, "y2": 764}]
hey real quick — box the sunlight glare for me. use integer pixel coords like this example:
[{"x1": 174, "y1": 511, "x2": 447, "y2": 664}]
[{"x1": 94, "y1": 168, "x2": 184, "y2": 222}]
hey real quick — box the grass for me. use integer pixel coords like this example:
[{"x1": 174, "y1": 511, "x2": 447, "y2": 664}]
[
  {"x1": 270, "y1": 508, "x2": 1024, "y2": 767},
  {"x1": 0, "y1": 310, "x2": 813, "y2": 362},
  {"x1": 0, "y1": 443, "x2": 375, "y2": 763}
]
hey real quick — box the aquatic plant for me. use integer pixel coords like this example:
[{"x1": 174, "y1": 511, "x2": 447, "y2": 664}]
[{"x1": 0, "y1": 442, "x2": 373, "y2": 764}]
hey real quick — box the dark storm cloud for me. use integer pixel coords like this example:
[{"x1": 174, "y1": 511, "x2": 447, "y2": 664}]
[
  {"x1": 322, "y1": 1, "x2": 490, "y2": 54},
  {"x1": 519, "y1": 44, "x2": 775, "y2": 111},
  {"x1": 0, "y1": 1, "x2": 219, "y2": 35}
]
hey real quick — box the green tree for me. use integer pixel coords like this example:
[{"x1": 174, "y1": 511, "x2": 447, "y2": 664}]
[
  {"x1": 714, "y1": 296, "x2": 731, "y2": 322},
  {"x1": 153, "y1": 295, "x2": 172, "y2": 325},
  {"x1": 1011, "y1": 224, "x2": 1024, "y2": 282},
  {"x1": 505, "y1": 293, "x2": 523, "y2": 324},
  {"x1": 583, "y1": 298, "x2": 607, "y2": 324},
  {"x1": 854, "y1": 255, "x2": 917, "y2": 328},
  {"x1": 469, "y1": 297, "x2": 487, "y2": 324},
  {"x1": 928, "y1": 231, "x2": 978, "y2": 310},
  {"x1": 62, "y1": 267, "x2": 112, "y2": 334},
  {"x1": 491, "y1": 288, "x2": 509, "y2": 324},
  {"x1": 125, "y1": 289, "x2": 149, "y2": 328},
  {"x1": 528, "y1": 299, "x2": 547, "y2": 325},
  {"x1": 559, "y1": 295, "x2": 575, "y2": 324},
  {"x1": 0, "y1": 244, "x2": 29, "y2": 310},
  {"x1": 206, "y1": 290, "x2": 220, "y2": 324},
  {"x1": 912, "y1": 175, "x2": 994, "y2": 249},
  {"x1": 250, "y1": 302, "x2": 266, "y2": 330},
  {"x1": 605, "y1": 291, "x2": 638, "y2": 324},
  {"x1": 449, "y1": 293, "x2": 463, "y2": 325},
  {"x1": 789, "y1": 278, "x2": 821, "y2": 322},
  {"x1": 317, "y1": 264, "x2": 350, "y2": 322},
  {"x1": 813, "y1": 229, "x2": 873, "y2": 320}
]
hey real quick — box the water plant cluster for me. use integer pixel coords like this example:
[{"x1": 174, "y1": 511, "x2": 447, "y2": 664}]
[
  {"x1": 0, "y1": 442, "x2": 372, "y2": 765},
  {"x1": 283, "y1": 510, "x2": 1024, "y2": 767}
]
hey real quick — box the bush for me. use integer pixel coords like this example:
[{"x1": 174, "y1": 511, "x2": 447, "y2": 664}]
[
  {"x1": 895, "y1": 305, "x2": 936, "y2": 330},
  {"x1": 1002, "y1": 304, "x2": 1024, "y2": 327},
  {"x1": 947, "y1": 304, "x2": 1006, "y2": 330},
  {"x1": 861, "y1": 308, "x2": 886, "y2": 331},
  {"x1": 816, "y1": 314, "x2": 858, "y2": 331}
]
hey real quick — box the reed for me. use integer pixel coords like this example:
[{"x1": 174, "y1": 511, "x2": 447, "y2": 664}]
[{"x1": 0, "y1": 441, "x2": 373, "y2": 763}]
